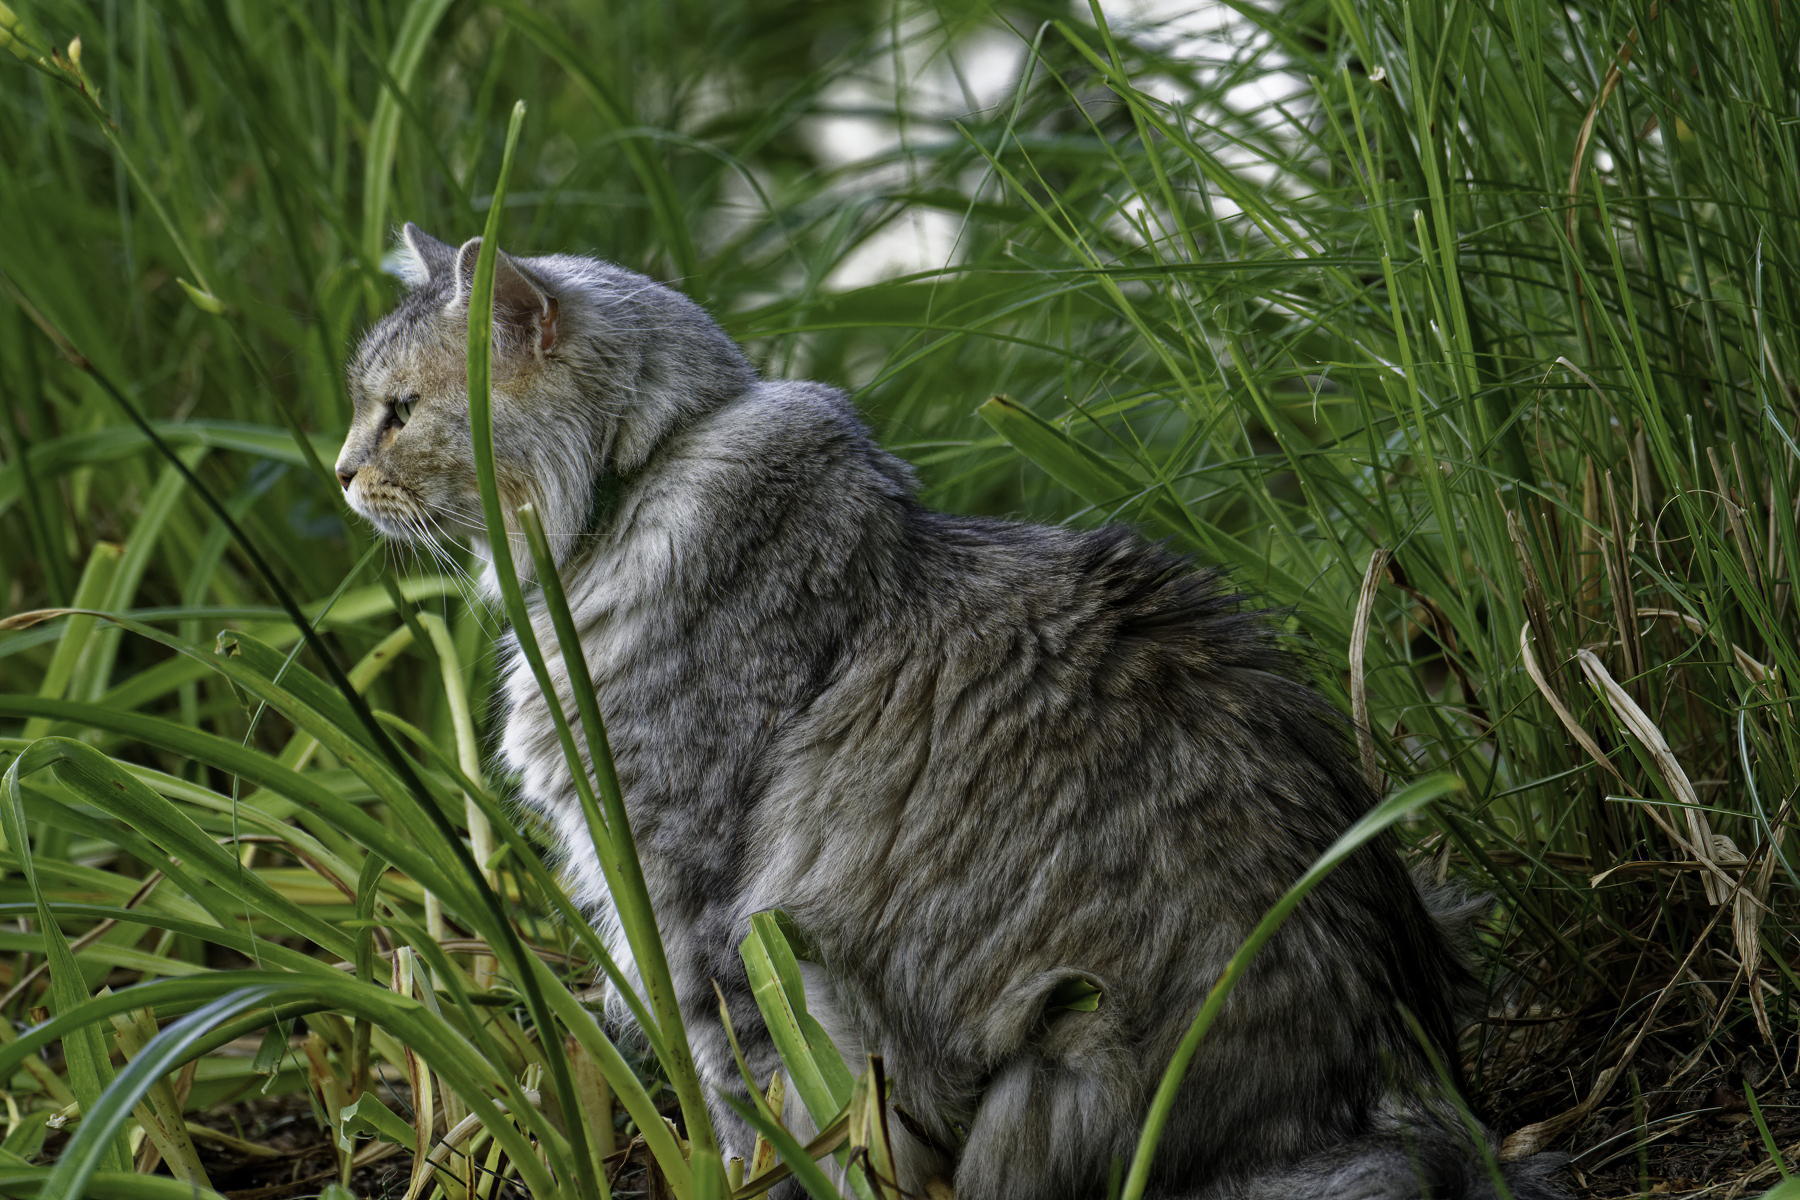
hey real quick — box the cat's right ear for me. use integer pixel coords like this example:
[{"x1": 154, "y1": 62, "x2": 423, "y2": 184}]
[
  {"x1": 451, "y1": 237, "x2": 560, "y2": 355},
  {"x1": 393, "y1": 223, "x2": 458, "y2": 288}
]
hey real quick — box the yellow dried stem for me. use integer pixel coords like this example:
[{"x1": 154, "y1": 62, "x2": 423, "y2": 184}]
[
  {"x1": 408, "y1": 1095, "x2": 543, "y2": 1200},
  {"x1": 392, "y1": 948, "x2": 438, "y2": 1197},
  {"x1": 1575, "y1": 648, "x2": 1727, "y2": 903},
  {"x1": 1350, "y1": 548, "x2": 1390, "y2": 792},
  {"x1": 748, "y1": 1073, "x2": 784, "y2": 1179},
  {"x1": 1518, "y1": 623, "x2": 1621, "y2": 784},
  {"x1": 110, "y1": 1007, "x2": 211, "y2": 1188}
]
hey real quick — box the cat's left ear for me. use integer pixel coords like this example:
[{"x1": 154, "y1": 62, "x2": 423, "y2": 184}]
[
  {"x1": 395, "y1": 223, "x2": 458, "y2": 287},
  {"x1": 451, "y1": 237, "x2": 560, "y2": 355}
]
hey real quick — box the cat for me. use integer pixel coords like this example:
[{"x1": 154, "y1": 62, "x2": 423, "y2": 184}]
[{"x1": 334, "y1": 223, "x2": 1569, "y2": 1200}]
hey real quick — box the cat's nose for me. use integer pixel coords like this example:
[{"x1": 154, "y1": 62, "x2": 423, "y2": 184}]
[{"x1": 336, "y1": 467, "x2": 357, "y2": 490}]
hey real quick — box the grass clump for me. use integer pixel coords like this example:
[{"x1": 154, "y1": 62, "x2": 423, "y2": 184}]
[{"x1": 0, "y1": 0, "x2": 1796, "y2": 1196}]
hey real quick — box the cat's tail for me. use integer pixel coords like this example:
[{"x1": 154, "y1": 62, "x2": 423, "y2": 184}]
[{"x1": 1213, "y1": 1129, "x2": 1570, "y2": 1200}]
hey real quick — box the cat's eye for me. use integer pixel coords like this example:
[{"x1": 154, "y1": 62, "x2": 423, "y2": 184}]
[{"x1": 392, "y1": 395, "x2": 419, "y2": 427}]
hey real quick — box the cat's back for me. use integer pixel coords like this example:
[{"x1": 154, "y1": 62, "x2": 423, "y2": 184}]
[
  {"x1": 744, "y1": 500, "x2": 1462, "y2": 1181},
  {"x1": 753, "y1": 502, "x2": 1427, "y2": 978},
  {"x1": 761, "y1": 495, "x2": 1364, "y2": 844},
  {"x1": 585, "y1": 376, "x2": 1453, "y2": 1070}
]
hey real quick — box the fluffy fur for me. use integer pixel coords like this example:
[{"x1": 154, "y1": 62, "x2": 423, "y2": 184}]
[{"x1": 336, "y1": 224, "x2": 1567, "y2": 1200}]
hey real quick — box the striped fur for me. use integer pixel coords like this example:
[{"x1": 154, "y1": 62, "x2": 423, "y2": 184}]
[{"x1": 338, "y1": 225, "x2": 1568, "y2": 1200}]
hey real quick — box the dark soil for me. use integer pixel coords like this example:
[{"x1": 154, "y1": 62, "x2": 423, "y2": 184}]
[
  {"x1": 1473, "y1": 991, "x2": 1799, "y2": 1197},
  {"x1": 1569, "y1": 1056, "x2": 1798, "y2": 1198},
  {"x1": 185, "y1": 1090, "x2": 415, "y2": 1200}
]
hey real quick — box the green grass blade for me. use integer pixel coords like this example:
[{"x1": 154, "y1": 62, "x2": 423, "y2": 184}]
[
  {"x1": 0, "y1": 903, "x2": 339, "y2": 980},
  {"x1": 513, "y1": 503, "x2": 719, "y2": 1156},
  {"x1": 458, "y1": 97, "x2": 612, "y2": 1200},
  {"x1": 739, "y1": 912, "x2": 854, "y2": 1126},
  {"x1": 0, "y1": 1169, "x2": 230, "y2": 1200},
  {"x1": 0, "y1": 743, "x2": 130, "y2": 1173},
  {"x1": 22, "y1": 737, "x2": 356, "y2": 960},
  {"x1": 21, "y1": 543, "x2": 120, "y2": 742},
  {"x1": 359, "y1": 0, "x2": 458, "y2": 268}
]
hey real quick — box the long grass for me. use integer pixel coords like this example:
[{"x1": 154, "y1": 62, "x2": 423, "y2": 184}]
[{"x1": 0, "y1": 0, "x2": 1796, "y2": 1196}]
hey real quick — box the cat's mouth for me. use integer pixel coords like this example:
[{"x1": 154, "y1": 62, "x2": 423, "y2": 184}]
[{"x1": 345, "y1": 477, "x2": 451, "y2": 545}]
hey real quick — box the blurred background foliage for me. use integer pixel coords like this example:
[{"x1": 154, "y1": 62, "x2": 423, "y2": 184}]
[{"x1": 1, "y1": 0, "x2": 1798, "y2": 1194}]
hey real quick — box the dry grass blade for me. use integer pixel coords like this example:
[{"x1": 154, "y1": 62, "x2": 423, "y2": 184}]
[
  {"x1": 1350, "y1": 548, "x2": 1390, "y2": 792},
  {"x1": 1518, "y1": 623, "x2": 1622, "y2": 783},
  {"x1": 749, "y1": 1072, "x2": 785, "y2": 1180},
  {"x1": 1521, "y1": 627, "x2": 1772, "y2": 914},
  {"x1": 111, "y1": 1007, "x2": 208, "y2": 1186},
  {"x1": 729, "y1": 1111, "x2": 853, "y2": 1199},
  {"x1": 406, "y1": 1092, "x2": 541, "y2": 1200},
  {"x1": 1638, "y1": 608, "x2": 1773, "y2": 683},
  {"x1": 1563, "y1": 21, "x2": 1646, "y2": 246},
  {"x1": 1739, "y1": 850, "x2": 1781, "y2": 1045},
  {"x1": 1575, "y1": 650, "x2": 1730, "y2": 904},
  {"x1": 0, "y1": 606, "x2": 91, "y2": 630},
  {"x1": 388, "y1": 949, "x2": 438, "y2": 1198},
  {"x1": 1576, "y1": 649, "x2": 1779, "y2": 1051}
]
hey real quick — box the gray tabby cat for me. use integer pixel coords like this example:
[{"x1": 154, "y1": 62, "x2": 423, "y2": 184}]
[{"x1": 335, "y1": 224, "x2": 1568, "y2": 1200}]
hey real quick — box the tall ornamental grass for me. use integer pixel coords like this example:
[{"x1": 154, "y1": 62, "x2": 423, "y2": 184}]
[{"x1": 0, "y1": 0, "x2": 1795, "y2": 1196}]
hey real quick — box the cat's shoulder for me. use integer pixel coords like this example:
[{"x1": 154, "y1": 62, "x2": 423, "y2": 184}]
[
  {"x1": 708, "y1": 377, "x2": 872, "y2": 441},
  {"x1": 676, "y1": 378, "x2": 917, "y2": 497}
]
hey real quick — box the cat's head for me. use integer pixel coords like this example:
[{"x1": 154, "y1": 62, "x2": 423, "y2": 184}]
[{"x1": 336, "y1": 223, "x2": 754, "y2": 583}]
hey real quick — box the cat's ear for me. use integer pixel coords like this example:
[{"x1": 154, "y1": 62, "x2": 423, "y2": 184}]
[
  {"x1": 451, "y1": 237, "x2": 560, "y2": 355},
  {"x1": 394, "y1": 223, "x2": 458, "y2": 288}
]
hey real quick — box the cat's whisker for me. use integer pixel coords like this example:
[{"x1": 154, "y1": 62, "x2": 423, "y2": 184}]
[
  {"x1": 403, "y1": 508, "x2": 476, "y2": 592},
  {"x1": 388, "y1": 508, "x2": 449, "y2": 597},
  {"x1": 417, "y1": 513, "x2": 503, "y2": 637}
]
